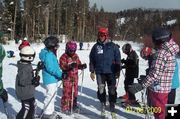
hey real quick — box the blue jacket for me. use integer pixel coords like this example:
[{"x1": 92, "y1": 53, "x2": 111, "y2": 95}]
[
  {"x1": 89, "y1": 41, "x2": 121, "y2": 74},
  {"x1": 39, "y1": 48, "x2": 62, "y2": 85},
  {"x1": 171, "y1": 58, "x2": 180, "y2": 89}
]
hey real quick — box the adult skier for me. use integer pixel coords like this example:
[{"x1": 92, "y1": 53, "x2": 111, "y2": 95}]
[
  {"x1": 59, "y1": 40, "x2": 87, "y2": 114},
  {"x1": 129, "y1": 27, "x2": 179, "y2": 119},
  {"x1": 89, "y1": 27, "x2": 121, "y2": 119}
]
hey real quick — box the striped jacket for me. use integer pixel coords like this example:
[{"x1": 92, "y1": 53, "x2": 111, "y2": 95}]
[{"x1": 142, "y1": 39, "x2": 179, "y2": 93}]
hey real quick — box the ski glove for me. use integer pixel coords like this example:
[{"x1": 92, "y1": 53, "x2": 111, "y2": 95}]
[
  {"x1": 69, "y1": 63, "x2": 77, "y2": 70},
  {"x1": 90, "y1": 72, "x2": 96, "y2": 81},
  {"x1": 128, "y1": 83, "x2": 144, "y2": 94},
  {"x1": 115, "y1": 72, "x2": 120, "y2": 79},
  {"x1": 121, "y1": 58, "x2": 126, "y2": 64},
  {"x1": 137, "y1": 75, "x2": 146, "y2": 84},
  {"x1": 32, "y1": 76, "x2": 40, "y2": 87},
  {"x1": 0, "y1": 89, "x2": 8, "y2": 103},
  {"x1": 78, "y1": 63, "x2": 87, "y2": 70},
  {"x1": 62, "y1": 72, "x2": 68, "y2": 79}
]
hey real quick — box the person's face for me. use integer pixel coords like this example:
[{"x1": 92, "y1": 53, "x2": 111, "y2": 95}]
[{"x1": 99, "y1": 33, "x2": 106, "y2": 42}]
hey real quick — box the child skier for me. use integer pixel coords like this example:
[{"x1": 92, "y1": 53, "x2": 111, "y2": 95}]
[
  {"x1": 129, "y1": 27, "x2": 179, "y2": 119},
  {"x1": 119, "y1": 43, "x2": 139, "y2": 105},
  {"x1": 18, "y1": 37, "x2": 30, "y2": 50},
  {"x1": 0, "y1": 44, "x2": 8, "y2": 104},
  {"x1": 15, "y1": 46, "x2": 39, "y2": 119},
  {"x1": 59, "y1": 40, "x2": 87, "y2": 114},
  {"x1": 39, "y1": 36, "x2": 62, "y2": 119}
]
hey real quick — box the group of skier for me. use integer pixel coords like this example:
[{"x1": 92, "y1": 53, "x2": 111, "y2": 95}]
[{"x1": 0, "y1": 26, "x2": 179, "y2": 119}]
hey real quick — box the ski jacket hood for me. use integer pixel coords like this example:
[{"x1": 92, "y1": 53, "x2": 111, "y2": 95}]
[{"x1": 39, "y1": 48, "x2": 62, "y2": 85}]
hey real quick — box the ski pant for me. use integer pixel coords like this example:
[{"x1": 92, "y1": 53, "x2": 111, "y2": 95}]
[
  {"x1": 16, "y1": 97, "x2": 35, "y2": 119},
  {"x1": 96, "y1": 73, "x2": 117, "y2": 104},
  {"x1": 148, "y1": 90, "x2": 168, "y2": 119},
  {"x1": 43, "y1": 83, "x2": 57, "y2": 115},
  {"x1": 61, "y1": 79, "x2": 78, "y2": 111},
  {"x1": 124, "y1": 76, "x2": 136, "y2": 100},
  {"x1": 167, "y1": 89, "x2": 176, "y2": 104}
]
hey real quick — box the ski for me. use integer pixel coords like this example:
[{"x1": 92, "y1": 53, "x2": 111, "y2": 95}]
[{"x1": 35, "y1": 112, "x2": 62, "y2": 119}]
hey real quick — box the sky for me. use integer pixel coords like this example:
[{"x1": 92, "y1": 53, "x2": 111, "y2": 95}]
[{"x1": 89, "y1": 0, "x2": 180, "y2": 12}]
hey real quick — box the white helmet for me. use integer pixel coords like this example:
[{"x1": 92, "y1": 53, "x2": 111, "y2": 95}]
[
  {"x1": 20, "y1": 46, "x2": 35, "y2": 62},
  {"x1": 24, "y1": 37, "x2": 28, "y2": 41}
]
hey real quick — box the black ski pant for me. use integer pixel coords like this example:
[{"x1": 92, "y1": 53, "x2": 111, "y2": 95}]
[
  {"x1": 16, "y1": 97, "x2": 35, "y2": 119},
  {"x1": 168, "y1": 89, "x2": 176, "y2": 104},
  {"x1": 96, "y1": 73, "x2": 117, "y2": 104},
  {"x1": 124, "y1": 76, "x2": 136, "y2": 100}
]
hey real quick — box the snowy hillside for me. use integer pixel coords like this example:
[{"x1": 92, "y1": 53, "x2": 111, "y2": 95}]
[{"x1": 0, "y1": 40, "x2": 180, "y2": 119}]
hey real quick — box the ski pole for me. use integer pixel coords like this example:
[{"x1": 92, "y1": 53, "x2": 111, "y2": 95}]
[
  {"x1": 80, "y1": 69, "x2": 84, "y2": 96},
  {"x1": 115, "y1": 76, "x2": 120, "y2": 88},
  {"x1": 70, "y1": 81, "x2": 74, "y2": 114},
  {"x1": 38, "y1": 81, "x2": 62, "y2": 118},
  {"x1": 121, "y1": 69, "x2": 125, "y2": 78}
]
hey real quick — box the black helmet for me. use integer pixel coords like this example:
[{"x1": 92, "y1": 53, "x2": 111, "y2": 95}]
[
  {"x1": 43, "y1": 36, "x2": 59, "y2": 48},
  {"x1": 122, "y1": 43, "x2": 132, "y2": 54},
  {"x1": 152, "y1": 27, "x2": 171, "y2": 44}
]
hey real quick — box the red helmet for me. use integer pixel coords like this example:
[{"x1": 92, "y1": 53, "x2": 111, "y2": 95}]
[
  {"x1": 98, "y1": 27, "x2": 109, "y2": 38},
  {"x1": 140, "y1": 47, "x2": 152, "y2": 59}
]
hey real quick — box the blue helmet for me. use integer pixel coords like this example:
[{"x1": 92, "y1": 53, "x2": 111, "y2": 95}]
[{"x1": 152, "y1": 27, "x2": 171, "y2": 44}]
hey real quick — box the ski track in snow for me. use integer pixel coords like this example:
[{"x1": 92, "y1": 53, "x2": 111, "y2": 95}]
[{"x1": 0, "y1": 40, "x2": 180, "y2": 119}]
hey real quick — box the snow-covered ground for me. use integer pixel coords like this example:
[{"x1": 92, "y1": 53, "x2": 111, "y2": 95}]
[{"x1": 0, "y1": 40, "x2": 180, "y2": 119}]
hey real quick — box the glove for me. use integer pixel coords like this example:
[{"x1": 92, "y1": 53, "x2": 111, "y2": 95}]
[
  {"x1": 90, "y1": 72, "x2": 96, "y2": 81},
  {"x1": 69, "y1": 63, "x2": 77, "y2": 70},
  {"x1": 128, "y1": 83, "x2": 144, "y2": 94},
  {"x1": 137, "y1": 75, "x2": 146, "y2": 84},
  {"x1": 0, "y1": 89, "x2": 8, "y2": 103},
  {"x1": 78, "y1": 63, "x2": 87, "y2": 70},
  {"x1": 121, "y1": 58, "x2": 126, "y2": 64},
  {"x1": 115, "y1": 71, "x2": 120, "y2": 79},
  {"x1": 32, "y1": 76, "x2": 40, "y2": 87},
  {"x1": 62, "y1": 72, "x2": 68, "y2": 79}
]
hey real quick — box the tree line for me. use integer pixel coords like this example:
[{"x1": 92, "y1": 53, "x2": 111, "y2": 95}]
[{"x1": 0, "y1": 0, "x2": 180, "y2": 46}]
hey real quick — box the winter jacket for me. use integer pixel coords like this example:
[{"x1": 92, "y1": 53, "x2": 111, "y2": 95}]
[
  {"x1": 18, "y1": 40, "x2": 30, "y2": 50},
  {"x1": 39, "y1": 48, "x2": 62, "y2": 85},
  {"x1": 142, "y1": 39, "x2": 179, "y2": 93},
  {"x1": 89, "y1": 41, "x2": 121, "y2": 74},
  {"x1": 123, "y1": 50, "x2": 139, "y2": 78},
  {"x1": 59, "y1": 53, "x2": 82, "y2": 75},
  {"x1": 15, "y1": 61, "x2": 35, "y2": 100},
  {"x1": 0, "y1": 44, "x2": 6, "y2": 78},
  {"x1": 171, "y1": 58, "x2": 180, "y2": 89}
]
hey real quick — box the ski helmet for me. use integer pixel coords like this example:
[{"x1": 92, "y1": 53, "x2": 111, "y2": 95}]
[
  {"x1": 152, "y1": 27, "x2": 171, "y2": 44},
  {"x1": 122, "y1": 43, "x2": 132, "y2": 54},
  {"x1": 20, "y1": 46, "x2": 35, "y2": 62},
  {"x1": 98, "y1": 27, "x2": 109, "y2": 39},
  {"x1": 66, "y1": 40, "x2": 77, "y2": 55},
  {"x1": 140, "y1": 47, "x2": 152, "y2": 60},
  {"x1": 43, "y1": 36, "x2": 59, "y2": 49}
]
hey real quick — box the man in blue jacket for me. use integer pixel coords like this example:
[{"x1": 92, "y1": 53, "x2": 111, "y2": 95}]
[{"x1": 89, "y1": 27, "x2": 121, "y2": 118}]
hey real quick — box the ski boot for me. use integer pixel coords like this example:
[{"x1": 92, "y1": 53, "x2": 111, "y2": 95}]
[
  {"x1": 100, "y1": 103, "x2": 106, "y2": 119},
  {"x1": 73, "y1": 105, "x2": 80, "y2": 113}
]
